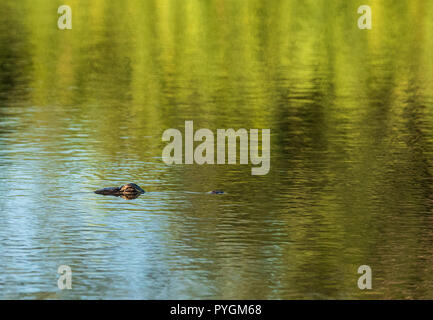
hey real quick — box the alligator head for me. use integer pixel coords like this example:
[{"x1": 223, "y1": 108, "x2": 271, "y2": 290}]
[{"x1": 94, "y1": 183, "x2": 145, "y2": 199}]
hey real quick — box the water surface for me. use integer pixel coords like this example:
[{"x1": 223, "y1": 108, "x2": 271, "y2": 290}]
[{"x1": 1, "y1": 0, "x2": 433, "y2": 299}]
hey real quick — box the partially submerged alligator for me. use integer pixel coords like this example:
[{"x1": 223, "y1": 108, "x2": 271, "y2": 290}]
[
  {"x1": 94, "y1": 183, "x2": 224, "y2": 199},
  {"x1": 95, "y1": 183, "x2": 145, "y2": 198}
]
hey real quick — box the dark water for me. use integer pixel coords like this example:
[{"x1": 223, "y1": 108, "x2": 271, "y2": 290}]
[{"x1": 1, "y1": 0, "x2": 433, "y2": 299}]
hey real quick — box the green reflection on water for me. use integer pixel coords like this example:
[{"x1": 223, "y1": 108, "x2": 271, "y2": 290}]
[{"x1": 1, "y1": 0, "x2": 433, "y2": 299}]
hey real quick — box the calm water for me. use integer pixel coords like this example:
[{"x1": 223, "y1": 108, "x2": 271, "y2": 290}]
[{"x1": 1, "y1": 0, "x2": 433, "y2": 299}]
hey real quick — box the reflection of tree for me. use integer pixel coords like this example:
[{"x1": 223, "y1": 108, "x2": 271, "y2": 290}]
[{"x1": 1, "y1": 0, "x2": 433, "y2": 298}]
